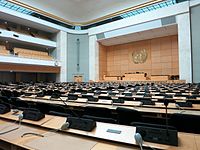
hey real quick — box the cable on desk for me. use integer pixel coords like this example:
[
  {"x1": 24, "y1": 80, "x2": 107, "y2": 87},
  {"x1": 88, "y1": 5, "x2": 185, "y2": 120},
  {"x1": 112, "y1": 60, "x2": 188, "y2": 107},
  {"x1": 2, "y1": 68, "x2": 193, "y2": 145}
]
[
  {"x1": 21, "y1": 132, "x2": 44, "y2": 138},
  {"x1": 0, "y1": 126, "x2": 19, "y2": 135},
  {"x1": 0, "y1": 114, "x2": 23, "y2": 135},
  {"x1": 21, "y1": 126, "x2": 67, "y2": 138}
]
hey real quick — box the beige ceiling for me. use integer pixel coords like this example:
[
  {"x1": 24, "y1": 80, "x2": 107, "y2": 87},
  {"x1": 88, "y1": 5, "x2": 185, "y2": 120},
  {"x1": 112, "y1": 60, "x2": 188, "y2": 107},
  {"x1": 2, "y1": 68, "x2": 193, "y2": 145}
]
[{"x1": 16, "y1": 0, "x2": 149, "y2": 23}]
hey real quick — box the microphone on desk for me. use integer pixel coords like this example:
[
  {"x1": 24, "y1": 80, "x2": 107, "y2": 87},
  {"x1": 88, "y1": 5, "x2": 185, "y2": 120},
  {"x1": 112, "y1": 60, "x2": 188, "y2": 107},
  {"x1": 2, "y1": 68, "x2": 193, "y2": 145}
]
[
  {"x1": 58, "y1": 98, "x2": 97, "y2": 132},
  {"x1": 134, "y1": 133, "x2": 143, "y2": 150},
  {"x1": 175, "y1": 104, "x2": 185, "y2": 114},
  {"x1": 21, "y1": 115, "x2": 69, "y2": 138},
  {"x1": 18, "y1": 114, "x2": 23, "y2": 121},
  {"x1": 60, "y1": 122, "x2": 70, "y2": 130}
]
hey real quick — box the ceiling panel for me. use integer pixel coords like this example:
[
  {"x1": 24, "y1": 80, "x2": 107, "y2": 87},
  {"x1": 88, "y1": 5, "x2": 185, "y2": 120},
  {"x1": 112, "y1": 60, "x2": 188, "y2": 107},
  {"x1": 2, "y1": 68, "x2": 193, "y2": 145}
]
[{"x1": 99, "y1": 25, "x2": 178, "y2": 46}]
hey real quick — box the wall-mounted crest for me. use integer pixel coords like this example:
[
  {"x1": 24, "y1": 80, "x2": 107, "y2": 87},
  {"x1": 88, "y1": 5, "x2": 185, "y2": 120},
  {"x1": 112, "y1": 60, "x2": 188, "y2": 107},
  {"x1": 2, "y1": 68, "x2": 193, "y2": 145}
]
[{"x1": 130, "y1": 49, "x2": 148, "y2": 64}]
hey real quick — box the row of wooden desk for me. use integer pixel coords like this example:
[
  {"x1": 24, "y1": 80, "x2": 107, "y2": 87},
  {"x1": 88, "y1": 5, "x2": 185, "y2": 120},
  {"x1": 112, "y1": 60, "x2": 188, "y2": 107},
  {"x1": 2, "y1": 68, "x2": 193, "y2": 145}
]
[
  {"x1": 1, "y1": 110, "x2": 200, "y2": 150},
  {"x1": 19, "y1": 96, "x2": 200, "y2": 115}
]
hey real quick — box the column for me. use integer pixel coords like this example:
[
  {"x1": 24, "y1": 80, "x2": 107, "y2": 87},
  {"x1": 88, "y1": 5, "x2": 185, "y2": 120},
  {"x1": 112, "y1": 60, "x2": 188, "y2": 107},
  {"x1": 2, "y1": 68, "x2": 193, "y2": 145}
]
[
  {"x1": 56, "y1": 31, "x2": 68, "y2": 82},
  {"x1": 191, "y1": 4, "x2": 200, "y2": 83},
  {"x1": 89, "y1": 35, "x2": 99, "y2": 81},
  {"x1": 176, "y1": 13, "x2": 192, "y2": 83}
]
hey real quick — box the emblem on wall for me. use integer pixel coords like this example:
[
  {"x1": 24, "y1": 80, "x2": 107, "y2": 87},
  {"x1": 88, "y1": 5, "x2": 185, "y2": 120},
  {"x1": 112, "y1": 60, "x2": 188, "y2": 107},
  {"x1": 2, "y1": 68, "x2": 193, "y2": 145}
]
[{"x1": 131, "y1": 49, "x2": 148, "y2": 64}]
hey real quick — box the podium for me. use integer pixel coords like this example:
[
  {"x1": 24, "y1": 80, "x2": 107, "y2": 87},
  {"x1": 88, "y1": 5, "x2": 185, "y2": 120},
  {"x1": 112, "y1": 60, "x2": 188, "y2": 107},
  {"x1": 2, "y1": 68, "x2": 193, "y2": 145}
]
[{"x1": 74, "y1": 75, "x2": 83, "y2": 82}]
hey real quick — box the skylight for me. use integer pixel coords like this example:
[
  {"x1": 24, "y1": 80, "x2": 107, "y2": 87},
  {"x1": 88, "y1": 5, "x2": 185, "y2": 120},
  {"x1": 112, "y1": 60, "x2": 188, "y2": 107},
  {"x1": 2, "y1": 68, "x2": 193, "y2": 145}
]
[
  {"x1": 120, "y1": 0, "x2": 177, "y2": 19},
  {"x1": 0, "y1": 0, "x2": 33, "y2": 15}
]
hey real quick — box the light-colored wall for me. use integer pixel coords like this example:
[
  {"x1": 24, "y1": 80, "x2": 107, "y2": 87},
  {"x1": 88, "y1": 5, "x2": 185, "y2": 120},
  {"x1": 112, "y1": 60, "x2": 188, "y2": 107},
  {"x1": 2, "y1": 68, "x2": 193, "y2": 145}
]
[
  {"x1": 88, "y1": 1, "x2": 189, "y2": 36},
  {"x1": 0, "y1": 28, "x2": 56, "y2": 48},
  {"x1": 104, "y1": 20, "x2": 163, "y2": 39},
  {"x1": 101, "y1": 35, "x2": 178, "y2": 78},
  {"x1": 176, "y1": 13, "x2": 192, "y2": 83},
  {"x1": 67, "y1": 33, "x2": 89, "y2": 82},
  {"x1": 56, "y1": 31, "x2": 68, "y2": 82},
  {"x1": 89, "y1": 35, "x2": 99, "y2": 81},
  {"x1": 191, "y1": 4, "x2": 200, "y2": 83}
]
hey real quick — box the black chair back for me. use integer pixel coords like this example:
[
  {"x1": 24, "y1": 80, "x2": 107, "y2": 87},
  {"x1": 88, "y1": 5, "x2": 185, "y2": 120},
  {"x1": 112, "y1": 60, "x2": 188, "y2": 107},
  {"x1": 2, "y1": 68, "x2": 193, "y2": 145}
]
[
  {"x1": 170, "y1": 113, "x2": 200, "y2": 133},
  {"x1": 116, "y1": 107, "x2": 142, "y2": 125},
  {"x1": 82, "y1": 115, "x2": 117, "y2": 124},
  {"x1": 84, "y1": 106, "x2": 112, "y2": 118}
]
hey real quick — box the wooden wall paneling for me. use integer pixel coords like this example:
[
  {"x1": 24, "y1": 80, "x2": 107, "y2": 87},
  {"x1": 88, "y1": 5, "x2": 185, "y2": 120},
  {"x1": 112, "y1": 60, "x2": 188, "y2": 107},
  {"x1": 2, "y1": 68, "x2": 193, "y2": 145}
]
[
  {"x1": 101, "y1": 35, "x2": 179, "y2": 78},
  {"x1": 0, "y1": 63, "x2": 60, "y2": 73},
  {"x1": 99, "y1": 43, "x2": 107, "y2": 80}
]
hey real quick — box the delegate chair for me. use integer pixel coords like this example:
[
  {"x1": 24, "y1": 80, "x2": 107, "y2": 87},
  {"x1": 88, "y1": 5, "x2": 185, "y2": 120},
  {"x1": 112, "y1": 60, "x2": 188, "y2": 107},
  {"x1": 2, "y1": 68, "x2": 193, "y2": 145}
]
[
  {"x1": 48, "y1": 104, "x2": 72, "y2": 117},
  {"x1": 123, "y1": 92, "x2": 133, "y2": 97},
  {"x1": 10, "y1": 97, "x2": 30, "y2": 109},
  {"x1": 98, "y1": 95, "x2": 112, "y2": 100},
  {"x1": 51, "y1": 90, "x2": 61, "y2": 99},
  {"x1": 45, "y1": 89, "x2": 53, "y2": 96},
  {"x1": 0, "y1": 96, "x2": 10, "y2": 104},
  {"x1": 35, "y1": 103, "x2": 50, "y2": 114},
  {"x1": 170, "y1": 113, "x2": 200, "y2": 133},
  {"x1": 116, "y1": 107, "x2": 142, "y2": 125},
  {"x1": 119, "y1": 96, "x2": 133, "y2": 101},
  {"x1": 186, "y1": 95, "x2": 198, "y2": 99},
  {"x1": 11, "y1": 90, "x2": 22, "y2": 97},
  {"x1": 1, "y1": 90, "x2": 12, "y2": 99},
  {"x1": 82, "y1": 106, "x2": 117, "y2": 123}
]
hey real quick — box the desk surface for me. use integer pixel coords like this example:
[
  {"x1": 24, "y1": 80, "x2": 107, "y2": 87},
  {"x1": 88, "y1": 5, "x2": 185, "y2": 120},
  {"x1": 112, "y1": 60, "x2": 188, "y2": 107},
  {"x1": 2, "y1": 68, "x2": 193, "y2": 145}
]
[{"x1": 1, "y1": 112, "x2": 200, "y2": 150}]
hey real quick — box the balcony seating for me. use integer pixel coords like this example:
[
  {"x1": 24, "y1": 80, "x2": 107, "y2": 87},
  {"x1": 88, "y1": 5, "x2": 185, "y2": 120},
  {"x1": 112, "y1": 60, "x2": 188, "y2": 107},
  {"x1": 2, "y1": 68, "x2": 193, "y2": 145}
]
[
  {"x1": 14, "y1": 47, "x2": 53, "y2": 60},
  {"x1": 0, "y1": 45, "x2": 9, "y2": 56}
]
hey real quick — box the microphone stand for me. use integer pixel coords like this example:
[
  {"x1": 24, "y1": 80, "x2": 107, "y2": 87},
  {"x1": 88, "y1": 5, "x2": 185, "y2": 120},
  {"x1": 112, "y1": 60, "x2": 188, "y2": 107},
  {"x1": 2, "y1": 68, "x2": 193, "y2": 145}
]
[
  {"x1": 164, "y1": 99, "x2": 169, "y2": 137},
  {"x1": 59, "y1": 97, "x2": 79, "y2": 118}
]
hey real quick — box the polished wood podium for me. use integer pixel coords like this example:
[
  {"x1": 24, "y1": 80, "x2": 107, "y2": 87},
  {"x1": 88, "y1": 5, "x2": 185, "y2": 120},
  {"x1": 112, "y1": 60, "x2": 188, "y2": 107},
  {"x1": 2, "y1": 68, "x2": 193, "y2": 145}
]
[
  {"x1": 123, "y1": 72, "x2": 146, "y2": 81},
  {"x1": 74, "y1": 75, "x2": 83, "y2": 82}
]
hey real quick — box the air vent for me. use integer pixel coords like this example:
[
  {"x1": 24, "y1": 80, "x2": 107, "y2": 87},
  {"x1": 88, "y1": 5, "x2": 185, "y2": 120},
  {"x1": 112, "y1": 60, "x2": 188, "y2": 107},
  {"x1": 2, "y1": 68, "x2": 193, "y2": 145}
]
[{"x1": 161, "y1": 16, "x2": 176, "y2": 26}]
